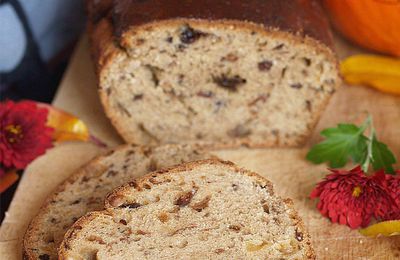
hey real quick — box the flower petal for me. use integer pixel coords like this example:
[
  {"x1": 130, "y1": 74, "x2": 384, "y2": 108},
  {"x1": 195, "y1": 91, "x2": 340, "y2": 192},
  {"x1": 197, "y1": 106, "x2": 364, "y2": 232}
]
[{"x1": 40, "y1": 103, "x2": 90, "y2": 142}]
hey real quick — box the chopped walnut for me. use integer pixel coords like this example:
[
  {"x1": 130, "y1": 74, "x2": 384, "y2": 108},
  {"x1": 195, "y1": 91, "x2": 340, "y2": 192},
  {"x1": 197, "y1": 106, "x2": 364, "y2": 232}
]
[
  {"x1": 191, "y1": 195, "x2": 211, "y2": 212},
  {"x1": 175, "y1": 190, "x2": 197, "y2": 207},
  {"x1": 228, "y1": 225, "x2": 241, "y2": 232},
  {"x1": 136, "y1": 230, "x2": 150, "y2": 235},
  {"x1": 215, "y1": 248, "x2": 225, "y2": 254},
  {"x1": 158, "y1": 212, "x2": 169, "y2": 223},
  {"x1": 222, "y1": 53, "x2": 239, "y2": 62},
  {"x1": 87, "y1": 235, "x2": 106, "y2": 244}
]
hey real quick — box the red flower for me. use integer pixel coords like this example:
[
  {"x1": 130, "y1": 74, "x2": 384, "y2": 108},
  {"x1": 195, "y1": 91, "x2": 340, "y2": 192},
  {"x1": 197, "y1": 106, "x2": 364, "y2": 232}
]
[
  {"x1": 310, "y1": 166, "x2": 396, "y2": 229},
  {"x1": 381, "y1": 173, "x2": 400, "y2": 220},
  {"x1": 0, "y1": 100, "x2": 54, "y2": 169}
]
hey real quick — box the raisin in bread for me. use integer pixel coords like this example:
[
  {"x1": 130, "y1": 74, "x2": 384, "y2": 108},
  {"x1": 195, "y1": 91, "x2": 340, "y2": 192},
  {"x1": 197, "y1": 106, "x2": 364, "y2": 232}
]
[
  {"x1": 59, "y1": 159, "x2": 315, "y2": 259},
  {"x1": 23, "y1": 144, "x2": 212, "y2": 260},
  {"x1": 89, "y1": 0, "x2": 339, "y2": 148}
]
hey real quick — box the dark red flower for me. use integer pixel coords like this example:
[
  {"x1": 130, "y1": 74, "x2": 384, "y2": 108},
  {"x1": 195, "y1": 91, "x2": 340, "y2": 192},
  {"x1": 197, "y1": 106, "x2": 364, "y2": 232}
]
[
  {"x1": 0, "y1": 100, "x2": 54, "y2": 169},
  {"x1": 381, "y1": 172, "x2": 400, "y2": 220},
  {"x1": 310, "y1": 166, "x2": 396, "y2": 229}
]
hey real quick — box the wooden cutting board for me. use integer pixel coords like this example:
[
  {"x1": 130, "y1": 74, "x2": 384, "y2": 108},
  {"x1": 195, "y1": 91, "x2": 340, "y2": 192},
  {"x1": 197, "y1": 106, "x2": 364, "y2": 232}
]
[{"x1": 1, "y1": 34, "x2": 399, "y2": 259}]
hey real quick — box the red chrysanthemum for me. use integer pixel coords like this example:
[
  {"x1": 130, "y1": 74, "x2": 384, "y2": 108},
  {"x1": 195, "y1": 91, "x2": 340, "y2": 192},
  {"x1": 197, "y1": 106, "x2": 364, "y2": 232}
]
[
  {"x1": 381, "y1": 172, "x2": 400, "y2": 220},
  {"x1": 0, "y1": 100, "x2": 54, "y2": 169},
  {"x1": 310, "y1": 166, "x2": 396, "y2": 229}
]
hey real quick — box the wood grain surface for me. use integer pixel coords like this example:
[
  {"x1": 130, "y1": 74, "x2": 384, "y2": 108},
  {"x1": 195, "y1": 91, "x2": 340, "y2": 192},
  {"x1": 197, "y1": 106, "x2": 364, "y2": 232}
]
[{"x1": 0, "y1": 34, "x2": 399, "y2": 259}]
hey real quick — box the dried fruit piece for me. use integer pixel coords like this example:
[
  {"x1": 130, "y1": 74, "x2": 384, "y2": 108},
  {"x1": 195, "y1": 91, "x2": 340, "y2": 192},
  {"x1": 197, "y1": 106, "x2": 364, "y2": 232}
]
[
  {"x1": 222, "y1": 53, "x2": 239, "y2": 62},
  {"x1": 290, "y1": 83, "x2": 303, "y2": 89},
  {"x1": 158, "y1": 212, "x2": 169, "y2": 223},
  {"x1": 295, "y1": 229, "x2": 304, "y2": 241},
  {"x1": 258, "y1": 60, "x2": 273, "y2": 71},
  {"x1": 213, "y1": 74, "x2": 246, "y2": 91},
  {"x1": 215, "y1": 248, "x2": 225, "y2": 254},
  {"x1": 228, "y1": 225, "x2": 241, "y2": 232},
  {"x1": 179, "y1": 25, "x2": 206, "y2": 44},
  {"x1": 246, "y1": 241, "x2": 268, "y2": 252},
  {"x1": 119, "y1": 202, "x2": 142, "y2": 209},
  {"x1": 191, "y1": 196, "x2": 211, "y2": 212},
  {"x1": 197, "y1": 91, "x2": 214, "y2": 98},
  {"x1": 341, "y1": 55, "x2": 400, "y2": 95},
  {"x1": 175, "y1": 190, "x2": 196, "y2": 207},
  {"x1": 248, "y1": 94, "x2": 269, "y2": 106},
  {"x1": 227, "y1": 125, "x2": 251, "y2": 138}
]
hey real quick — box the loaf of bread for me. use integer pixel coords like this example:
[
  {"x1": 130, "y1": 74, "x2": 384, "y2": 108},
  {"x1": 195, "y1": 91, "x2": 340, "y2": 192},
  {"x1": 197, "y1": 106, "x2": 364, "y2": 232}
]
[
  {"x1": 89, "y1": 0, "x2": 339, "y2": 148},
  {"x1": 59, "y1": 159, "x2": 314, "y2": 259},
  {"x1": 23, "y1": 144, "x2": 212, "y2": 260}
]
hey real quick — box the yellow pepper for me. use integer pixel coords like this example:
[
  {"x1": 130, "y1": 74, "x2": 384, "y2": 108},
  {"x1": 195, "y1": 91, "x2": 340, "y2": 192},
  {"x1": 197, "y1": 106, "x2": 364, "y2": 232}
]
[
  {"x1": 340, "y1": 55, "x2": 400, "y2": 95},
  {"x1": 359, "y1": 220, "x2": 400, "y2": 237}
]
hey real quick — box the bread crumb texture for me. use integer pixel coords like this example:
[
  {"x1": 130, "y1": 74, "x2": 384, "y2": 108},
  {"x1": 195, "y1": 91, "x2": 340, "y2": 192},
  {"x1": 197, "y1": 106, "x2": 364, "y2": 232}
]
[
  {"x1": 23, "y1": 144, "x2": 210, "y2": 260},
  {"x1": 100, "y1": 21, "x2": 338, "y2": 147},
  {"x1": 60, "y1": 160, "x2": 314, "y2": 259}
]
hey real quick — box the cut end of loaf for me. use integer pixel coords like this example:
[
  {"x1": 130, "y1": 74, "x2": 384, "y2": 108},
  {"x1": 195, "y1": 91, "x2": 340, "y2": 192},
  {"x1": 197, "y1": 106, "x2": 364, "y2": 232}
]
[
  {"x1": 60, "y1": 159, "x2": 314, "y2": 259},
  {"x1": 99, "y1": 19, "x2": 339, "y2": 147},
  {"x1": 22, "y1": 144, "x2": 211, "y2": 260}
]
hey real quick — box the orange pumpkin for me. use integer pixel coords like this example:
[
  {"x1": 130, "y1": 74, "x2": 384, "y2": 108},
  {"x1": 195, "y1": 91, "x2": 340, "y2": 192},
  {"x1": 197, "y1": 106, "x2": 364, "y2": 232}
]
[{"x1": 322, "y1": 0, "x2": 400, "y2": 57}]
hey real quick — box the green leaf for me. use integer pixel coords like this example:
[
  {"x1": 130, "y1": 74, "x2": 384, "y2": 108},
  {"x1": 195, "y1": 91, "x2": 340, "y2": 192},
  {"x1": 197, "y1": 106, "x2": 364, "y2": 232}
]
[
  {"x1": 371, "y1": 135, "x2": 397, "y2": 174},
  {"x1": 306, "y1": 124, "x2": 368, "y2": 168}
]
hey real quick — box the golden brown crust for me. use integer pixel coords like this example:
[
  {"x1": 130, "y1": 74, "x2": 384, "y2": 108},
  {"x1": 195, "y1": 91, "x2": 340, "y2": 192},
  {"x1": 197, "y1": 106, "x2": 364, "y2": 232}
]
[
  {"x1": 59, "y1": 159, "x2": 315, "y2": 259},
  {"x1": 105, "y1": 159, "x2": 274, "y2": 208}
]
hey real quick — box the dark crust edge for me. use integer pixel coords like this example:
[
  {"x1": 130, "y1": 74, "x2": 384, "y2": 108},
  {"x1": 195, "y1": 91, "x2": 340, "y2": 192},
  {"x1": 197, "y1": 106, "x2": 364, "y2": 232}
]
[
  {"x1": 112, "y1": 0, "x2": 333, "y2": 49},
  {"x1": 22, "y1": 144, "x2": 210, "y2": 260},
  {"x1": 58, "y1": 159, "x2": 315, "y2": 259},
  {"x1": 92, "y1": 18, "x2": 341, "y2": 148}
]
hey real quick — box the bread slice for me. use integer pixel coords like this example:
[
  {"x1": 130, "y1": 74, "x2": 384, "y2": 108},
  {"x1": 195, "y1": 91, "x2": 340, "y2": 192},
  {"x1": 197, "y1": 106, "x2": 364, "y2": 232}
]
[
  {"x1": 23, "y1": 144, "x2": 212, "y2": 260},
  {"x1": 59, "y1": 159, "x2": 314, "y2": 259},
  {"x1": 89, "y1": 0, "x2": 340, "y2": 148}
]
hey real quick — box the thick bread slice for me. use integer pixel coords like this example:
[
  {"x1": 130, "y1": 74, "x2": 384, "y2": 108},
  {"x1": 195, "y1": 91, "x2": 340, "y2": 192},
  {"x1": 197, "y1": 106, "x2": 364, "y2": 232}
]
[
  {"x1": 59, "y1": 159, "x2": 315, "y2": 259},
  {"x1": 23, "y1": 144, "x2": 212, "y2": 260},
  {"x1": 90, "y1": 0, "x2": 340, "y2": 148}
]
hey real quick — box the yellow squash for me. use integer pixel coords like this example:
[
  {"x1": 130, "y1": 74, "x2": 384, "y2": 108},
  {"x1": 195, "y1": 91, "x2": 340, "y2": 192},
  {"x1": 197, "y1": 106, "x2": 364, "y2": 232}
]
[{"x1": 341, "y1": 55, "x2": 400, "y2": 95}]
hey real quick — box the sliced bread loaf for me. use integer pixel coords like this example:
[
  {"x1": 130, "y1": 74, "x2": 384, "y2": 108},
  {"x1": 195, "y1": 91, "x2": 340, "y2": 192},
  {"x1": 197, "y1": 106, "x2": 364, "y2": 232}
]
[
  {"x1": 59, "y1": 159, "x2": 314, "y2": 259},
  {"x1": 89, "y1": 0, "x2": 339, "y2": 148},
  {"x1": 23, "y1": 144, "x2": 212, "y2": 260}
]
